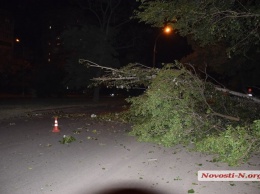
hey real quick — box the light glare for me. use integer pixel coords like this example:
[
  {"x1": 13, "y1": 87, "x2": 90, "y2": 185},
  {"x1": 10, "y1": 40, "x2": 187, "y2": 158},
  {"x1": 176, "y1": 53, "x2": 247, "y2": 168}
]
[{"x1": 164, "y1": 26, "x2": 172, "y2": 34}]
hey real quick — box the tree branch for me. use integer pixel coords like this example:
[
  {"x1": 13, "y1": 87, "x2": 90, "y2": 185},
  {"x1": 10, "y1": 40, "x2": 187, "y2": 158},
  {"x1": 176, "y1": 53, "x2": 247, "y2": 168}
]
[
  {"x1": 211, "y1": 112, "x2": 240, "y2": 121},
  {"x1": 79, "y1": 59, "x2": 125, "y2": 73},
  {"x1": 215, "y1": 87, "x2": 260, "y2": 103},
  {"x1": 76, "y1": 0, "x2": 103, "y2": 28}
]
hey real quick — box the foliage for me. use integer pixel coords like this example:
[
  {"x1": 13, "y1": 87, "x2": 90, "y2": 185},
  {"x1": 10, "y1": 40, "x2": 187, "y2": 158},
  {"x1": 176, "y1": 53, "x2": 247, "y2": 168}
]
[
  {"x1": 204, "y1": 83, "x2": 260, "y2": 123},
  {"x1": 126, "y1": 63, "x2": 212, "y2": 146},
  {"x1": 134, "y1": 0, "x2": 260, "y2": 56},
  {"x1": 78, "y1": 0, "x2": 260, "y2": 166},
  {"x1": 126, "y1": 67, "x2": 260, "y2": 165},
  {"x1": 252, "y1": 120, "x2": 260, "y2": 137},
  {"x1": 134, "y1": 0, "x2": 260, "y2": 91},
  {"x1": 86, "y1": 60, "x2": 260, "y2": 165},
  {"x1": 180, "y1": 40, "x2": 260, "y2": 92},
  {"x1": 195, "y1": 121, "x2": 260, "y2": 166},
  {"x1": 59, "y1": 135, "x2": 76, "y2": 144}
]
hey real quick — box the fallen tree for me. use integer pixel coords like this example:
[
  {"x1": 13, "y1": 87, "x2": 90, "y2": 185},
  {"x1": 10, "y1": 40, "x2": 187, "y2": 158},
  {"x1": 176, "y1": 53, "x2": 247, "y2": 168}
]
[
  {"x1": 80, "y1": 59, "x2": 260, "y2": 104},
  {"x1": 80, "y1": 59, "x2": 260, "y2": 166}
]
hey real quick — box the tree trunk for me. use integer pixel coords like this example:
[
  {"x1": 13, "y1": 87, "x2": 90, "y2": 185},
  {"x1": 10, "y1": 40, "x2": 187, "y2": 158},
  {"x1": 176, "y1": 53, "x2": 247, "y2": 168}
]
[
  {"x1": 92, "y1": 69, "x2": 102, "y2": 102},
  {"x1": 93, "y1": 86, "x2": 100, "y2": 102},
  {"x1": 215, "y1": 87, "x2": 260, "y2": 104}
]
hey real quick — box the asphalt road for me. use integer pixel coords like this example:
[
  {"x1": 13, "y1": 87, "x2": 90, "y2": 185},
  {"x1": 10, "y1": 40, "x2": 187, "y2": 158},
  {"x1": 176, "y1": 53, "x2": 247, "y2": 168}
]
[{"x1": 0, "y1": 102, "x2": 259, "y2": 194}]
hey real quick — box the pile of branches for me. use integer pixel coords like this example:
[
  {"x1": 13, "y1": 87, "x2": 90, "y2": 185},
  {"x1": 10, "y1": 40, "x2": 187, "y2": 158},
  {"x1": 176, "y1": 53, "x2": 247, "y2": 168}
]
[
  {"x1": 80, "y1": 59, "x2": 260, "y2": 166},
  {"x1": 79, "y1": 59, "x2": 260, "y2": 121}
]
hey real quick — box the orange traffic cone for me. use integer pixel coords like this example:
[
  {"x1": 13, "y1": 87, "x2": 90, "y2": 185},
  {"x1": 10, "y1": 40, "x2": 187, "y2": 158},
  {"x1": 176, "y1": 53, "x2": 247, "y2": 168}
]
[{"x1": 52, "y1": 117, "x2": 60, "y2": 133}]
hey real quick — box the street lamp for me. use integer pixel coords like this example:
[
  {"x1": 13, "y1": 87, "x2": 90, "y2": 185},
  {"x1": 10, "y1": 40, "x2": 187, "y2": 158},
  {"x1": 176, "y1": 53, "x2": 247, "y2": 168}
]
[{"x1": 153, "y1": 26, "x2": 173, "y2": 68}]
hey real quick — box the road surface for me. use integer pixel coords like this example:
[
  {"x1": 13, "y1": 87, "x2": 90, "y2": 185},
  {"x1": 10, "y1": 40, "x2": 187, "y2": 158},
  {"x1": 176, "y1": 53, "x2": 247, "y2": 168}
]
[{"x1": 0, "y1": 101, "x2": 259, "y2": 194}]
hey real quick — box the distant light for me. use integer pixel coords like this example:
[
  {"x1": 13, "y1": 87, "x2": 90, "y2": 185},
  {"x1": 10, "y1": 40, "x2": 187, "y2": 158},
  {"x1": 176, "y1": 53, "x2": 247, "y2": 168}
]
[
  {"x1": 49, "y1": 25, "x2": 52, "y2": 29},
  {"x1": 48, "y1": 58, "x2": 51, "y2": 62},
  {"x1": 15, "y1": 38, "x2": 20, "y2": 42},
  {"x1": 248, "y1": 88, "x2": 253, "y2": 97}
]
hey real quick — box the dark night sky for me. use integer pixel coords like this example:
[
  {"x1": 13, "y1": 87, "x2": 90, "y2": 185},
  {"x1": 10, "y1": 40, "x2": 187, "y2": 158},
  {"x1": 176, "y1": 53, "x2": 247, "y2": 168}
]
[
  {"x1": 1, "y1": 0, "x2": 192, "y2": 65},
  {"x1": 2, "y1": 1, "x2": 258, "y2": 94}
]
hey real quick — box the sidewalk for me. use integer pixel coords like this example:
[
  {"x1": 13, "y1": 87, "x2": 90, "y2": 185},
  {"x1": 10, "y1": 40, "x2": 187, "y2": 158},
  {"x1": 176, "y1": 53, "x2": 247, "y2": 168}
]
[{"x1": 0, "y1": 96, "x2": 127, "y2": 120}]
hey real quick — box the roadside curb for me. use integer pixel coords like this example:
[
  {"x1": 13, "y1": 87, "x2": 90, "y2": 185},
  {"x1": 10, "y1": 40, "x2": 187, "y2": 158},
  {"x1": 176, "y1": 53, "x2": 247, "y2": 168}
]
[{"x1": 0, "y1": 101, "x2": 128, "y2": 121}]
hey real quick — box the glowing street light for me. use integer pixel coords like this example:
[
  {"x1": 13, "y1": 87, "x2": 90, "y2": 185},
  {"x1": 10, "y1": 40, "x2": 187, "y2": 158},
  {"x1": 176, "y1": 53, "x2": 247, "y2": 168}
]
[
  {"x1": 164, "y1": 26, "x2": 172, "y2": 34},
  {"x1": 153, "y1": 26, "x2": 173, "y2": 67}
]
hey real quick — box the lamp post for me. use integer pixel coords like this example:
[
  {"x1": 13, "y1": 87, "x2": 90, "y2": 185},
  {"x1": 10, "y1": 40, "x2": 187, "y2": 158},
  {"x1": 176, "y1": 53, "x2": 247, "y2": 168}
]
[{"x1": 153, "y1": 26, "x2": 173, "y2": 68}]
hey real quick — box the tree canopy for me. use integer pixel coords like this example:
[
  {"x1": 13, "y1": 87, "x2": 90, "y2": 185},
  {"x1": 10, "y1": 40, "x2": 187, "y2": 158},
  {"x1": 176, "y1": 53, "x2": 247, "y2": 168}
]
[
  {"x1": 62, "y1": 25, "x2": 119, "y2": 88},
  {"x1": 134, "y1": 0, "x2": 260, "y2": 57}
]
